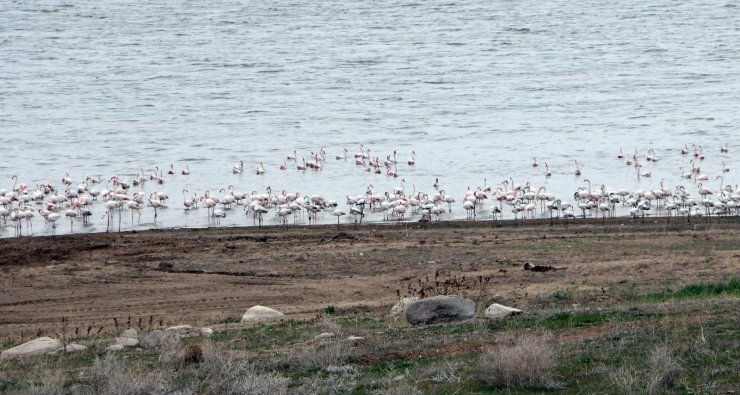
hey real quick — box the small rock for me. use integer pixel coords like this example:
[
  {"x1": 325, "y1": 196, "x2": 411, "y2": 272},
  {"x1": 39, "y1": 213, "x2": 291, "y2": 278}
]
[
  {"x1": 393, "y1": 375, "x2": 406, "y2": 382},
  {"x1": 1, "y1": 337, "x2": 62, "y2": 360},
  {"x1": 315, "y1": 332, "x2": 336, "y2": 340},
  {"x1": 390, "y1": 297, "x2": 419, "y2": 316},
  {"x1": 405, "y1": 295, "x2": 476, "y2": 325},
  {"x1": 484, "y1": 303, "x2": 523, "y2": 319},
  {"x1": 106, "y1": 344, "x2": 124, "y2": 352},
  {"x1": 114, "y1": 337, "x2": 139, "y2": 347},
  {"x1": 161, "y1": 329, "x2": 181, "y2": 348},
  {"x1": 241, "y1": 305, "x2": 284, "y2": 322},
  {"x1": 165, "y1": 325, "x2": 193, "y2": 333},
  {"x1": 198, "y1": 327, "x2": 213, "y2": 338},
  {"x1": 346, "y1": 336, "x2": 365, "y2": 345},
  {"x1": 52, "y1": 343, "x2": 87, "y2": 354},
  {"x1": 121, "y1": 329, "x2": 138, "y2": 339},
  {"x1": 142, "y1": 330, "x2": 164, "y2": 348}
]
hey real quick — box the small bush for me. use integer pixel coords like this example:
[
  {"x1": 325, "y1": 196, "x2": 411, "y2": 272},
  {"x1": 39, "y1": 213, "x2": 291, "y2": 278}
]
[
  {"x1": 609, "y1": 343, "x2": 682, "y2": 395},
  {"x1": 324, "y1": 305, "x2": 337, "y2": 315},
  {"x1": 295, "y1": 371, "x2": 358, "y2": 394},
  {"x1": 647, "y1": 344, "x2": 682, "y2": 393},
  {"x1": 195, "y1": 345, "x2": 290, "y2": 395},
  {"x1": 476, "y1": 335, "x2": 558, "y2": 389},
  {"x1": 82, "y1": 353, "x2": 166, "y2": 394},
  {"x1": 281, "y1": 341, "x2": 350, "y2": 373}
]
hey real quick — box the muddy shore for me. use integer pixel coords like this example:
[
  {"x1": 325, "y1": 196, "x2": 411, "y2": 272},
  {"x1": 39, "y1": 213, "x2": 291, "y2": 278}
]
[{"x1": 1, "y1": 218, "x2": 738, "y2": 340}]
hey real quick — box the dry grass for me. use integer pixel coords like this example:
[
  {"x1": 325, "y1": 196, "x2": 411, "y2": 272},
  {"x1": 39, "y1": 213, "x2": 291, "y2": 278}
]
[
  {"x1": 476, "y1": 334, "x2": 558, "y2": 389},
  {"x1": 609, "y1": 343, "x2": 683, "y2": 395},
  {"x1": 279, "y1": 340, "x2": 351, "y2": 373}
]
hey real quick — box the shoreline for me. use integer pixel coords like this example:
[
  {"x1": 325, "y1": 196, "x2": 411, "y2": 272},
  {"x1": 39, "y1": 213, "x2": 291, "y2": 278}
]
[{"x1": 1, "y1": 218, "x2": 738, "y2": 340}]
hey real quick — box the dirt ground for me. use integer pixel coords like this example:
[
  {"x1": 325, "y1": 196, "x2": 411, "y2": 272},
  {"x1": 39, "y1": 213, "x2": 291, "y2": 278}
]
[{"x1": 1, "y1": 218, "x2": 738, "y2": 341}]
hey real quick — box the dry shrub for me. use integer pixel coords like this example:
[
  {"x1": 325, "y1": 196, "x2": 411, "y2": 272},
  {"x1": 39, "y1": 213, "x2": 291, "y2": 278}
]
[
  {"x1": 476, "y1": 335, "x2": 558, "y2": 389},
  {"x1": 20, "y1": 375, "x2": 65, "y2": 395},
  {"x1": 194, "y1": 344, "x2": 290, "y2": 395},
  {"x1": 609, "y1": 343, "x2": 682, "y2": 395},
  {"x1": 647, "y1": 344, "x2": 682, "y2": 393},
  {"x1": 294, "y1": 371, "x2": 358, "y2": 394},
  {"x1": 608, "y1": 366, "x2": 641, "y2": 394},
  {"x1": 426, "y1": 359, "x2": 462, "y2": 383},
  {"x1": 281, "y1": 340, "x2": 351, "y2": 373},
  {"x1": 82, "y1": 353, "x2": 166, "y2": 394},
  {"x1": 370, "y1": 375, "x2": 423, "y2": 395}
]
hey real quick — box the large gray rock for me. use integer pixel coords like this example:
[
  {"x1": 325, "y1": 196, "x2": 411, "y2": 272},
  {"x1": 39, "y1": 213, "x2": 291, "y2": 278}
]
[
  {"x1": 113, "y1": 336, "x2": 139, "y2": 347},
  {"x1": 405, "y1": 296, "x2": 476, "y2": 325},
  {"x1": 106, "y1": 344, "x2": 124, "y2": 352},
  {"x1": 120, "y1": 329, "x2": 138, "y2": 339},
  {"x1": 142, "y1": 330, "x2": 164, "y2": 349},
  {"x1": 165, "y1": 325, "x2": 192, "y2": 333},
  {"x1": 51, "y1": 343, "x2": 87, "y2": 354},
  {"x1": 390, "y1": 297, "x2": 420, "y2": 316},
  {"x1": 484, "y1": 303, "x2": 523, "y2": 319},
  {"x1": 0, "y1": 337, "x2": 62, "y2": 360},
  {"x1": 241, "y1": 305, "x2": 284, "y2": 322}
]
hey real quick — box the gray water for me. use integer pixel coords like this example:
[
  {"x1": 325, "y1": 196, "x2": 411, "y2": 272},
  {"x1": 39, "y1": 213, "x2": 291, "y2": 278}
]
[{"x1": 1, "y1": 0, "x2": 739, "y2": 235}]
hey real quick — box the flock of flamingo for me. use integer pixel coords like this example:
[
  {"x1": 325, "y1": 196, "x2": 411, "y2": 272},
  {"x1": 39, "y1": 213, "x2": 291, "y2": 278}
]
[{"x1": 0, "y1": 142, "x2": 736, "y2": 237}]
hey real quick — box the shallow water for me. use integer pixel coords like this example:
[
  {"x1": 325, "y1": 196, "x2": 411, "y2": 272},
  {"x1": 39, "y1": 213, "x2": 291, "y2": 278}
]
[{"x1": 1, "y1": 0, "x2": 738, "y2": 236}]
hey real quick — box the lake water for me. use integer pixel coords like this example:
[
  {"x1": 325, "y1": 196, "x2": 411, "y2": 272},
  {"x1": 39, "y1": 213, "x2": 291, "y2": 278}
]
[{"x1": 1, "y1": 0, "x2": 739, "y2": 236}]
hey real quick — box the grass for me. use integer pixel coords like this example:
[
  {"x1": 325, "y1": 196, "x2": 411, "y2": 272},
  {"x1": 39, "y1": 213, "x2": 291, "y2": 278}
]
[
  {"x1": 644, "y1": 278, "x2": 740, "y2": 301},
  {"x1": 1, "y1": 280, "x2": 738, "y2": 394}
]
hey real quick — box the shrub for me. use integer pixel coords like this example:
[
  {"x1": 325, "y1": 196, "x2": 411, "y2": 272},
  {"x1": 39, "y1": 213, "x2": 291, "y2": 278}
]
[
  {"x1": 476, "y1": 335, "x2": 558, "y2": 389},
  {"x1": 82, "y1": 353, "x2": 166, "y2": 394},
  {"x1": 281, "y1": 341, "x2": 350, "y2": 373},
  {"x1": 194, "y1": 344, "x2": 290, "y2": 395},
  {"x1": 647, "y1": 344, "x2": 682, "y2": 393}
]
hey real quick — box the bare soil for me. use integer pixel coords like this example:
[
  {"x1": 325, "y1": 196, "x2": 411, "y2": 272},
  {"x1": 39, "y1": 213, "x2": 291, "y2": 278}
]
[{"x1": 1, "y1": 218, "x2": 738, "y2": 341}]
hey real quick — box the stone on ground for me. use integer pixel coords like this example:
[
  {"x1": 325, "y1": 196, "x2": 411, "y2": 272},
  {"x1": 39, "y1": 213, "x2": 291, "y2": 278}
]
[
  {"x1": 484, "y1": 303, "x2": 523, "y2": 319},
  {"x1": 405, "y1": 295, "x2": 476, "y2": 325},
  {"x1": 106, "y1": 344, "x2": 124, "y2": 352},
  {"x1": 198, "y1": 327, "x2": 213, "y2": 337},
  {"x1": 165, "y1": 325, "x2": 192, "y2": 333},
  {"x1": 390, "y1": 297, "x2": 420, "y2": 316},
  {"x1": 315, "y1": 332, "x2": 336, "y2": 340},
  {"x1": 0, "y1": 337, "x2": 62, "y2": 360},
  {"x1": 120, "y1": 329, "x2": 138, "y2": 339},
  {"x1": 114, "y1": 336, "x2": 139, "y2": 347},
  {"x1": 52, "y1": 343, "x2": 87, "y2": 354},
  {"x1": 241, "y1": 305, "x2": 284, "y2": 322},
  {"x1": 142, "y1": 330, "x2": 164, "y2": 348}
]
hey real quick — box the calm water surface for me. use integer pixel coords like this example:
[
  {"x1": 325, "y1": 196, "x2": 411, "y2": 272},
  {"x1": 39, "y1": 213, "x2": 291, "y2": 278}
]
[{"x1": 1, "y1": 0, "x2": 738, "y2": 235}]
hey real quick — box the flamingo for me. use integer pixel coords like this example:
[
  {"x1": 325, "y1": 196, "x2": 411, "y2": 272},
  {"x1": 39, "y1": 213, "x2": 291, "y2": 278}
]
[
  {"x1": 407, "y1": 151, "x2": 416, "y2": 165},
  {"x1": 574, "y1": 160, "x2": 581, "y2": 176},
  {"x1": 617, "y1": 148, "x2": 624, "y2": 159},
  {"x1": 181, "y1": 163, "x2": 190, "y2": 175},
  {"x1": 332, "y1": 208, "x2": 345, "y2": 227},
  {"x1": 65, "y1": 208, "x2": 77, "y2": 232},
  {"x1": 720, "y1": 142, "x2": 728, "y2": 153},
  {"x1": 47, "y1": 212, "x2": 60, "y2": 235},
  {"x1": 256, "y1": 161, "x2": 265, "y2": 175},
  {"x1": 287, "y1": 150, "x2": 297, "y2": 161},
  {"x1": 544, "y1": 162, "x2": 552, "y2": 177},
  {"x1": 532, "y1": 157, "x2": 539, "y2": 167},
  {"x1": 336, "y1": 148, "x2": 348, "y2": 160},
  {"x1": 167, "y1": 163, "x2": 175, "y2": 175},
  {"x1": 232, "y1": 160, "x2": 244, "y2": 174}
]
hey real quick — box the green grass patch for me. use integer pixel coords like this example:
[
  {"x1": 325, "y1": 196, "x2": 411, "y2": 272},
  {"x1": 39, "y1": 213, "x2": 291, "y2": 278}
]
[{"x1": 645, "y1": 278, "x2": 740, "y2": 301}]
